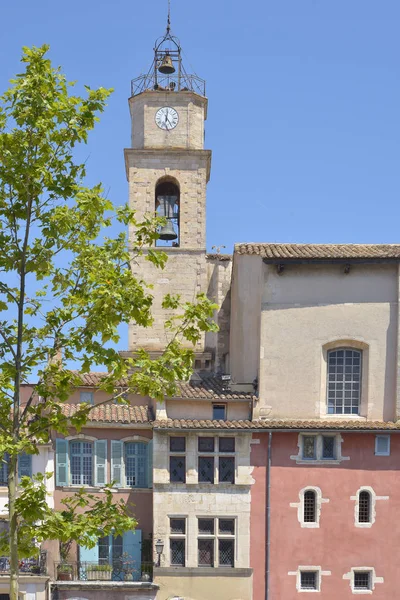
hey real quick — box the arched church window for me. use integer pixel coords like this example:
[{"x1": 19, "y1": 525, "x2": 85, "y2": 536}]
[{"x1": 155, "y1": 179, "x2": 180, "y2": 247}]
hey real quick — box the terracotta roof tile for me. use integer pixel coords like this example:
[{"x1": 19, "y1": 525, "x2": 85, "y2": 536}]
[
  {"x1": 153, "y1": 418, "x2": 400, "y2": 431},
  {"x1": 234, "y1": 243, "x2": 400, "y2": 261},
  {"x1": 62, "y1": 403, "x2": 152, "y2": 424}
]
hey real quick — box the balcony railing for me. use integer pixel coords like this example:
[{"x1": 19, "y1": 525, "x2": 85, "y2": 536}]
[
  {"x1": 55, "y1": 561, "x2": 153, "y2": 582},
  {"x1": 0, "y1": 552, "x2": 47, "y2": 575}
]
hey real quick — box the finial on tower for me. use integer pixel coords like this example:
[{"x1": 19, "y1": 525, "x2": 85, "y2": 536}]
[{"x1": 167, "y1": 0, "x2": 171, "y2": 33}]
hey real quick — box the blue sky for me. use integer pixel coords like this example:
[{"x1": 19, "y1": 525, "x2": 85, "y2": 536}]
[{"x1": 1, "y1": 0, "x2": 399, "y2": 252}]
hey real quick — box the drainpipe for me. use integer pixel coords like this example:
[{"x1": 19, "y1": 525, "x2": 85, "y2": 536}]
[{"x1": 265, "y1": 431, "x2": 272, "y2": 600}]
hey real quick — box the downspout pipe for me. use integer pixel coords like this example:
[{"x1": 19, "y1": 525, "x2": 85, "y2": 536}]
[{"x1": 266, "y1": 431, "x2": 272, "y2": 600}]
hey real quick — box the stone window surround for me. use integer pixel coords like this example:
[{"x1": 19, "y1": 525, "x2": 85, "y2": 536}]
[
  {"x1": 169, "y1": 514, "x2": 187, "y2": 567},
  {"x1": 374, "y1": 434, "x2": 390, "y2": 456},
  {"x1": 343, "y1": 567, "x2": 383, "y2": 594},
  {"x1": 288, "y1": 566, "x2": 331, "y2": 592},
  {"x1": 290, "y1": 486, "x2": 329, "y2": 528},
  {"x1": 351, "y1": 486, "x2": 388, "y2": 528},
  {"x1": 196, "y1": 515, "x2": 237, "y2": 568},
  {"x1": 319, "y1": 339, "x2": 369, "y2": 419},
  {"x1": 291, "y1": 433, "x2": 349, "y2": 465},
  {"x1": 197, "y1": 435, "x2": 236, "y2": 485}
]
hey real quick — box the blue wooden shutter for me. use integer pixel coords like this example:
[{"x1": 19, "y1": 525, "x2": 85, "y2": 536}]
[
  {"x1": 56, "y1": 439, "x2": 69, "y2": 486},
  {"x1": 123, "y1": 529, "x2": 141, "y2": 581},
  {"x1": 147, "y1": 440, "x2": 153, "y2": 488},
  {"x1": 111, "y1": 441, "x2": 123, "y2": 487},
  {"x1": 18, "y1": 453, "x2": 32, "y2": 480},
  {"x1": 94, "y1": 440, "x2": 107, "y2": 486}
]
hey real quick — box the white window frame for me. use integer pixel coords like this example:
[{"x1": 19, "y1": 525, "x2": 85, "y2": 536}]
[
  {"x1": 374, "y1": 435, "x2": 390, "y2": 456},
  {"x1": 290, "y1": 487, "x2": 329, "y2": 528},
  {"x1": 291, "y1": 433, "x2": 349, "y2": 465},
  {"x1": 196, "y1": 516, "x2": 236, "y2": 568},
  {"x1": 197, "y1": 435, "x2": 236, "y2": 485},
  {"x1": 288, "y1": 566, "x2": 331, "y2": 592},
  {"x1": 80, "y1": 391, "x2": 94, "y2": 404},
  {"x1": 351, "y1": 486, "x2": 388, "y2": 528},
  {"x1": 343, "y1": 566, "x2": 383, "y2": 594}
]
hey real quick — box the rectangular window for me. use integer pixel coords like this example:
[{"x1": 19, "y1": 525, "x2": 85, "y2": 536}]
[
  {"x1": 375, "y1": 435, "x2": 390, "y2": 456},
  {"x1": 219, "y1": 438, "x2": 235, "y2": 453},
  {"x1": 197, "y1": 517, "x2": 235, "y2": 568},
  {"x1": 170, "y1": 437, "x2": 186, "y2": 452},
  {"x1": 125, "y1": 442, "x2": 147, "y2": 488},
  {"x1": 198, "y1": 437, "x2": 215, "y2": 452},
  {"x1": 219, "y1": 457, "x2": 235, "y2": 483},
  {"x1": 302, "y1": 437, "x2": 316, "y2": 460},
  {"x1": 169, "y1": 517, "x2": 186, "y2": 566},
  {"x1": 70, "y1": 441, "x2": 93, "y2": 485},
  {"x1": 322, "y1": 436, "x2": 335, "y2": 459},
  {"x1": 327, "y1": 348, "x2": 361, "y2": 415},
  {"x1": 354, "y1": 571, "x2": 371, "y2": 590},
  {"x1": 212, "y1": 404, "x2": 226, "y2": 420},
  {"x1": 300, "y1": 571, "x2": 318, "y2": 590},
  {"x1": 198, "y1": 456, "x2": 214, "y2": 483},
  {"x1": 80, "y1": 391, "x2": 94, "y2": 404},
  {"x1": 0, "y1": 454, "x2": 9, "y2": 486},
  {"x1": 170, "y1": 456, "x2": 186, "y2": 483}
]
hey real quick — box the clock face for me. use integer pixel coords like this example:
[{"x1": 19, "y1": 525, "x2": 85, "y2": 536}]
[{"x1": 155, "y1": 106, "x2": 179, "y2": 131}]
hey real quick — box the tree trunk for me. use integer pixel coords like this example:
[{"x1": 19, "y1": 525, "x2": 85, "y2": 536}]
[{"x1": 9, "y1": 452, "x2": 18, "y2": 600}]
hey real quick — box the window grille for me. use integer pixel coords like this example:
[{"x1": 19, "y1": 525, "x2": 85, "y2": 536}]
[
  {"x1": 302, "y1": 437, "x2": 316, "y2": 460},
  {"x1": 213, "y1": 404, "x2": 226, "y2": 420},
  {"x1": 170, "y1": 518, "x2": 186, "y2": 534},
  {"x1": 198, "y1": 539, "x2": 214, "y2": 566},
  {"x1": 327, "y1": 348, "x2": 361, "y2": 414},
  {"x1": 170, "y1": 437, "x2": 186, "y2": 452},
  {"x1": 125, "y1": 442, "x2": 147, "y2": 488},
  {"x1": 354, "y1": 571, "x2": 371, "y2": 590},
  {"x1": 198, "y1": 519, "x2": 214, "y2": 535},
  {"x1": 300, "y1": 571, "x2": 318, "y2": 590},
  {"x1": 170, "y1": 456, "x2": 186, "y2": 483},
  {"x1": 303, "y1": 490, "x2": 316, "y2": 522},
  {"x1": 358, "y1": 491, "x2": 371, "y2": 523},
  {"x1": 70, "y1": 441, "x2": 93, "y2": 485},
  {"x1": 198, "y1": 456, "x2": 214, "y2": 483},
  {"x1": 322, "y1": 436, "x2": 335, "y2": 459},
  {"x1": 219, "y1": 457, "x2": 235, "y2": 483},
  {"x1": 170, "y1": 540, "x2": 185, "y2": 566},
  {"x1": 198, "y1": 437, "x2": 215, "y2": 452},
  {"x1": 219, "y1": 519, "x2": 235, "y2": 535},
  {"x1": 219, "y1": 438, "x2": 235, "y2": 452},
  {"x1": 219, "y1": 539, "x2": 234, "y2": 566}
]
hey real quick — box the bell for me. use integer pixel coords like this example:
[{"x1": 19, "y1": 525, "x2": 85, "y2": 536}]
[
  {"x1": 158, "y1": 54, "x2": 175, "y2": 75},
  {"x1": 158, "y1": 220, "x2": 177, "y2": 241}
]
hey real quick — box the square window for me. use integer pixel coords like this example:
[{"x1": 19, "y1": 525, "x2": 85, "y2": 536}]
[
  {"x1": 198, "y1": 437, "x2": 215, "y2": 452},
  {"x1": 302, "y1": 437, "x2": 316, "y2": 460},
  {"x1": 198, "y1": 518, "x2": 215, "y2": 535},
  {"x1": 213, "y1": 404, "x2": 226, "y2": 420},
  {"x1": 354, "y1": 571, "x2": 371, "y2": 590},
  {"x1": 219, "y1": 456, "x2": 235, "y2": 483},
  {"x1": 80, "y1": 391, "x2": 93, "y2": 404},
  {"x1": 218, "y1": 519, "x2": 235, "y2": 535},
  {"x1": 375, "y1": 435, "x2": 390, "y2": 456},
  {"x1": 170, "y1": 437, "x2": 186, "y2": 452},
  {"x1": 170, "y1": 518, "x2": 186, "y2": 534},
  {"x1": 300, "y1": 571, "x2": 318, "y2": 590},
  {"x1": 322, "y1": 436, "x2": 335, "y2": 459},
  {"x1": 218, "y1": 539, "x2": 234, "y2": 567},
  {"x1": 170, "y1": 539, "x2": 185, "y2": 566},
  {"x1": 170, "y1": 456, "x2": 186, "y2": 483},
  {"x1": 198, "y1": 456, "x2": 214, "y2": 483},
  {"x1": 219, "y1": 437, "x2": 235, "y2": 453},
  {"x1": 198, "y1": 539, "x2": 214, "y2": 566}
]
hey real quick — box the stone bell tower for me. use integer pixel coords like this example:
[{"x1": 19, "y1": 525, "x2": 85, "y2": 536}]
[{"x1": 125, "y1": 17, "x2": 212, "y2": 352}]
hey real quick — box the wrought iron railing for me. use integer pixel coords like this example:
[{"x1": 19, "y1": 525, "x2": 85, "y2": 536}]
[
  {"x1": 131, "y1": 73, "x2": 206, "y2": 97},
  {"x1": 55, "y1": 560, "x2": 153, "y2": 582},
  {"x1": 0, "y1": 551, "x2": 46, "y2": 575}
]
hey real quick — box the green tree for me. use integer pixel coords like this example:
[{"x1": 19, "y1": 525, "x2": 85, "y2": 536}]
[{"x1": 0, "y1": 45, "x2": 217, "y2": 600}]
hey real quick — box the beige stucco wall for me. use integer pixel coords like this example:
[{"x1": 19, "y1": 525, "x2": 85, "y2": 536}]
[
  {"x1": 0, "y1": 577, "x2": 48, "y2": 600},
  {"x1": 205, "y1": 257, "x2": 232, "y2": 371},
  {"x1": 166, "y1": 399, "x2": 250, "y2": 421},
  {"x1": 129, "y1": 90, "x2": 207, "y2": 150},
  {"x1": 154, "y1": 572, "x2": 253, "y2": 600},
  {"x1": 256, "y1": 263, "x2": 398, "y2": 420}
]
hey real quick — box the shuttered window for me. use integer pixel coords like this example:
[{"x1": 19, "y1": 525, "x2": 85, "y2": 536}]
[
  {"x1": 70, "y1": 441, "x2": 93, "y2": 485},
  {"x1": 0, "y1": 453, "x2": 32, "y2": 486},
  {"x1": 125, "y1": 442, "x2": 147, "y2": 488}
]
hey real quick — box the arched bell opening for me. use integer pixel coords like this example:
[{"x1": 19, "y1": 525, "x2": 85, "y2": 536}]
[{"x1": 155, "y1": 178, "x2": 180, "y2": 247}]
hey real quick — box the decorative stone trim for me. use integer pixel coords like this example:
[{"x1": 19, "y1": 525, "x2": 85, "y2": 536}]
[
  {"x1": 290, "y1": 433, "x2": 349, "y2": 465},
  {"x1": 343, "y1": 567, "x2": 383, "y2": 593},
  {"x1": 288, "y1": 566, "x2": 331, "y2": 592},
  {"x1": 290, "y1": 487, "x2": 329, "y2": 528},
  {"x1": 350, "y1": 486, "x2": 388, "y2": 528},
  {"x1": 65, "y1": 433, "x2": 97, "y2": 442},
  {"x1": 120, "y1": 435, "x2": 151, "y2": 444}
]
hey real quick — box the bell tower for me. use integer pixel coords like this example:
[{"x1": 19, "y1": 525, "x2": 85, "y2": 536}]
[{"x1": 125, "y1": 15, "x2": 211, "y2": 351}]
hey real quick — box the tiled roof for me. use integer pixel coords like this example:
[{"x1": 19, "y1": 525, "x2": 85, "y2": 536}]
[
  {"x1": 206, "y1": 253, "x2": 232, "y2": 262},
  {"x1": 62, "y1": 403, "x2": 152, "y2": 424},
  {"x1": 74, "y1": 371, "x2": 255, "y2": 401},
  {"x1": 153, "y1": 418, "x2": 400, "y2": 431},
  {"x1": 234, "y1": 243, "x2": 400, "y2": 261}
]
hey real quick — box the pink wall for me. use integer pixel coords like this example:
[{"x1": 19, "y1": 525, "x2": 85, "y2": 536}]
[
  {"x1": 266, "y1": 431, "x2": 399, "y2": 599},
  {"x1": 250, "y1": 434, "x2": 267, "y2": 600}
]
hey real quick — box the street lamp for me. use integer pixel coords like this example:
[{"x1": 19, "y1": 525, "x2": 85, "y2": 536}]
[{"x1": 155, "y1": 539, "x2": 164, "y2": 567}]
